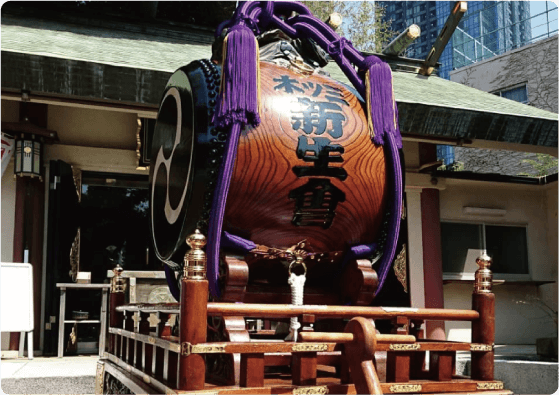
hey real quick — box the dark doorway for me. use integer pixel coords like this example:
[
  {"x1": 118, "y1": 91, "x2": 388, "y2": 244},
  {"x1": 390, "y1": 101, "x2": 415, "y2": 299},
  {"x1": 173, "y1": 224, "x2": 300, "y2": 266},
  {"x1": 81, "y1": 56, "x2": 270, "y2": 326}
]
[
  {"x1": 79, "y1": 171, "x2": 157, "y2": 283},
  {"x1": 44, "y1": 160, "x2": 79, "y2": 355},
  {"x1": 44, "y1": 167, "x2": 159, "y2": 355}
]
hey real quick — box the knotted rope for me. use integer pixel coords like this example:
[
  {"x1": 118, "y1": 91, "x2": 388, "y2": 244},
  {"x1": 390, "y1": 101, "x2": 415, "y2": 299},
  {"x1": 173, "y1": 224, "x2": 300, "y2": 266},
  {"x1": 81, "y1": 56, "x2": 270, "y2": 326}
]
[
  {"x1": 205, "y1": 1, "x2": 403, "y2": 299},
  {"x1": 287, "y1": 271, "x2": 306, "y2": 342}
]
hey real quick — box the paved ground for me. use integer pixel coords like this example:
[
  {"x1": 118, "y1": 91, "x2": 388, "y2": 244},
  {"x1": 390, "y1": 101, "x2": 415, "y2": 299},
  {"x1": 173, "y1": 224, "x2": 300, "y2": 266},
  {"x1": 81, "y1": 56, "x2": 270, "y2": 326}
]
[
  {"x1": 0, "y1": 346, "x2": 556, "y2": 394},
  {"x1": 1, "y1": 354, "x2": 98, "y2": 394}
]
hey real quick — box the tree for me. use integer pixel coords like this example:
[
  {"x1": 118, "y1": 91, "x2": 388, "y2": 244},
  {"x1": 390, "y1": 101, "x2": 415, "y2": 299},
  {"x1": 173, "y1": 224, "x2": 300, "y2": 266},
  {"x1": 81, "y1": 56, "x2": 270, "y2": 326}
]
[{"x1": 300, "y1": 1, "x2": 394, "y2": 53}]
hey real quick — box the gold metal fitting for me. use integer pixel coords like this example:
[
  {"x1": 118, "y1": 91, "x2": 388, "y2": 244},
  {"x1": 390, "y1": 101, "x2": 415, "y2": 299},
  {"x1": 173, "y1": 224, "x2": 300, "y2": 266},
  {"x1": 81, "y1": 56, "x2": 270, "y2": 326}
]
[
  {"x1": 474, "y1": 252, "x2": 493, "y2": 293},
  {"x1": 326, "y1": 12, "x2": 343, "y2": 30},
  {"x1": 288, "y1": 58, "x2": 314, "y2": 76},
  {"x1": 111, "y1": 264, "x2": 127, "y2": 293},
  {"x1": 183, "y1": 230, "x2": 207, "y2": 280}
]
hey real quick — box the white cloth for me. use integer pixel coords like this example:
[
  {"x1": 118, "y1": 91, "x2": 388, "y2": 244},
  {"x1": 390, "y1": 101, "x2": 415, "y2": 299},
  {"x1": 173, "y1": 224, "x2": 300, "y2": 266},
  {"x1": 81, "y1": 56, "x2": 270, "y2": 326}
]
[{"x1": 286, "y1": 272, "x2": 306, "y2": 342}]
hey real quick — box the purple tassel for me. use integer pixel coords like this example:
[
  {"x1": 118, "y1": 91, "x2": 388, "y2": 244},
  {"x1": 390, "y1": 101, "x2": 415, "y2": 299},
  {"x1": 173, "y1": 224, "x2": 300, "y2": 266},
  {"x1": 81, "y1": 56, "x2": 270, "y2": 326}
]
[
  {"x1": 213, "y1": 24, "x2": 261, "y2": 129},
  {"x1": 362, "y1": 56, "x2": 402, "y2": 149}
]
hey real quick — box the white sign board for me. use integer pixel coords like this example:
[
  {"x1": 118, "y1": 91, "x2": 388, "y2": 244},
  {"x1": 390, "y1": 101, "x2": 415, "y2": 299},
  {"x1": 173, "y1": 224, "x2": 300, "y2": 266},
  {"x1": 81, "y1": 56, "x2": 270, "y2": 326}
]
[{"x1": 1, "y1": 262, "x2": 34, "y2": 332}]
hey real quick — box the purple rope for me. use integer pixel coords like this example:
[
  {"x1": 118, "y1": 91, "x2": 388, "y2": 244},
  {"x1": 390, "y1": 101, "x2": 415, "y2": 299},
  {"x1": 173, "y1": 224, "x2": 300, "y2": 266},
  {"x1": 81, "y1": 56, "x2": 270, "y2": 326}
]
[
  {"x1": 213, "y1": 24, "x2": 261, "y2": 129},
  {"x1": 222, "y1": 231, "x2": 257, "y2": 253},
  {"x1": 204, "y1": 0, "x2": 403, "y2": 297},
  {"x1": 286, "y1": 16, "x2": 365, "y2": 93},
  {"x1": 374, "y1": 133, "x2": 403, "y2": 294},
  {"x1": 164, "y1": 264, "x2": 181, "y2": 301},
  {"x1": 207, "y1": 123, "x2": 243, "y2": 297},
  {"x1": 339, "y1": 243, "x2": 378, "y2": 272}
]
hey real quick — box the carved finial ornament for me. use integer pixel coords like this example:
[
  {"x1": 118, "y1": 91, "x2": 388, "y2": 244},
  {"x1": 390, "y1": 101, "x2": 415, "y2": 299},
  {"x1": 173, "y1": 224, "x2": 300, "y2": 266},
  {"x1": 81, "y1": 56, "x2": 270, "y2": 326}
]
[
  {"x1": 184, "y1": 230, "x2": 207, "y2": 280},
  {"x1": 474, "y1": 252, "x2": 493, "y2": 293},
  {"x1": 111, "y1": 264, "x2": 127, "y2": 293}
]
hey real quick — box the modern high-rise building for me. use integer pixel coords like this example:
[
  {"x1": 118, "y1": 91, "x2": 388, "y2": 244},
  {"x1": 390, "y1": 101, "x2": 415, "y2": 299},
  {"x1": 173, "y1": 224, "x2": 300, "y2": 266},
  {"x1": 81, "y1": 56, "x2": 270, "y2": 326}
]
[{"x1": 378, "y1": 1, "x2": 533, "y2": 79}]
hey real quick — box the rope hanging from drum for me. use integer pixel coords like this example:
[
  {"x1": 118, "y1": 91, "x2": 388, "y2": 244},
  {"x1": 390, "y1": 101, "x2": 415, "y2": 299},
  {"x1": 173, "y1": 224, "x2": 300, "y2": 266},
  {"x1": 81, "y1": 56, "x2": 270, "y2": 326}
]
[{"x1": 205, "y1": 0, "x2": 403, "y2": 298}]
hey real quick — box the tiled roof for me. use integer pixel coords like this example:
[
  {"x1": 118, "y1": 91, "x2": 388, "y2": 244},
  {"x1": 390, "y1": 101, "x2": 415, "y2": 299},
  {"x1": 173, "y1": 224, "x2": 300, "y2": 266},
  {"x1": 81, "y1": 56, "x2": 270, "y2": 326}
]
[
  {"x1": 2, "y1": 14, "x2": 556, "y2": 122},
  {"x1": 1, "y1": 15, "x2": 213, "y2": 73},
  {"x1": 2, "y1": 15, "x2": 557, "y2": 150},
  {"x1": 324, "y1": 63, "x2": 557, "y2": 121}
]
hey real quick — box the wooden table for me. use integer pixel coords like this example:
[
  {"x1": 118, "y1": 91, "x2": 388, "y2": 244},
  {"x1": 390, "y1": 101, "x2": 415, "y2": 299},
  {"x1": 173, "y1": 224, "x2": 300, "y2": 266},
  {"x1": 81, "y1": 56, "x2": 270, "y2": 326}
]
[
  {"x1": 56, "y1": 283, "x2": 110, "y2": 358},
  {"x1": 106, "y1": 270, "x2": 167, "y2": 303}
]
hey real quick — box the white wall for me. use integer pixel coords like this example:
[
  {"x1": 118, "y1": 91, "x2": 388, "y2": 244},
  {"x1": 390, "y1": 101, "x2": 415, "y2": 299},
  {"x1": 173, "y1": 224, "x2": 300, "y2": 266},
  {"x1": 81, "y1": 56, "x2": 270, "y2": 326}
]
[
  {"x1": 440, "y1": 179, "x2": 557, "y2": 344},
  {"x1": 1, "y1": 101, "x2": 19, "y2": 351},
  {"x1": 1, "y1": 167, "x2": 17, "y2": 351},
  {"x1": 1, "y1": 100, "x2": 19, "y2": 263},
  {"x1": 48, "y1": 105, "x2": 139, "y2": 150},
  {"x1": 1, "y1": 100, "x2": 147, "y2": 351},
  {"x1": 44, "y1": 145, "x2": 148, "y2": 176},
  {"x1": 450, "y1": 35, "x2": 558, "y2": 113},
  {"x1": 1, "y1": 167, "x2": 16, "y2": 264}
]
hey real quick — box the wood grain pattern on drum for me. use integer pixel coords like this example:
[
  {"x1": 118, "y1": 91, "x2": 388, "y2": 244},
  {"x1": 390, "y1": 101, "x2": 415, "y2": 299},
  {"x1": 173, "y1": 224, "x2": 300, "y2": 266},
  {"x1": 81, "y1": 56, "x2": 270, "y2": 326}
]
[{"x1": 224, "y1": 62, "x2": 387, "y2": 252}]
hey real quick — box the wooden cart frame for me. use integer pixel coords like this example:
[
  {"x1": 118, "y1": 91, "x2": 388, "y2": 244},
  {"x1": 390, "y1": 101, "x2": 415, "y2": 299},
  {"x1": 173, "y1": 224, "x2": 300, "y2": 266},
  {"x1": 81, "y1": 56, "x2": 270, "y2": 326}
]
[{"x1": 95, "y1": 233, "x2": 509, "y2": 395}]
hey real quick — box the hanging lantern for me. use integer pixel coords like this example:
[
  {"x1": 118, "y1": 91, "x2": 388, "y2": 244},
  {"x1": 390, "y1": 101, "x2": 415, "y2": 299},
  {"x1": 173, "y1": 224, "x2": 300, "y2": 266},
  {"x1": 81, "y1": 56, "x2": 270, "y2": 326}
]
[
  {"x1": 14, "y1": 133, "x2": 43, "y2": 180},
  {"x1": 2, "y1": 119, "x2": 58, "y2": 182}
]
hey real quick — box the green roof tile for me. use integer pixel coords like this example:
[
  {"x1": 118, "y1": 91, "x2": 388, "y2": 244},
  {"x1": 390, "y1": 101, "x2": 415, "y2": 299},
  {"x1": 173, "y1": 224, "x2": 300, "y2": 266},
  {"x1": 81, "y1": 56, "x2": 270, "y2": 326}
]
[{"x1": 2, "y1": 15, "x2": 557, "y2": 149}]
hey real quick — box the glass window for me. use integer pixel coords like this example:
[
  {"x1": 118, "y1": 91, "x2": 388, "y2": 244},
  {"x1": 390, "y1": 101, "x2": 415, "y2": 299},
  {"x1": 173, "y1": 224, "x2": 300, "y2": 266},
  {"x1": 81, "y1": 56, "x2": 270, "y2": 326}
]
[
  {"x1": 441, "y1": 223, "x2": 483, "y2": 273},
  {"x1": 441, "y1": 222, "x2": 529, "y2": 275},
  {"x1": 485, "y1": 225, "x2": 529, "y2": 274},
  {"x1": 495, "y1": 85, "x2": 529, "y2": 104}
]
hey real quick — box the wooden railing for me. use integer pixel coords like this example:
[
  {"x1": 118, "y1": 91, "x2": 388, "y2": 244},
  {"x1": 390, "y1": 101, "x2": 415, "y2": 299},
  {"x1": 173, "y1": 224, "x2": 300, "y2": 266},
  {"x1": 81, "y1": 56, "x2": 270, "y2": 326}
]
[{"x1": 103, "y1": 240, "x2": 507, "y2": 395}]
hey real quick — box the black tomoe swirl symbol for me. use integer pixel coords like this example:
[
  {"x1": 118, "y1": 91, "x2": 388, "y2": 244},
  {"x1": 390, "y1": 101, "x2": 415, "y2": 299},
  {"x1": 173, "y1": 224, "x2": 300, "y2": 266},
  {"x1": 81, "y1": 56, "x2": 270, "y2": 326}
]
[
  {"x1": 149, "y1": 61, "x2": 222, "y2": 269},
  {"x1": 150, "y1": 85, "x2": 195, "y2": 265}
]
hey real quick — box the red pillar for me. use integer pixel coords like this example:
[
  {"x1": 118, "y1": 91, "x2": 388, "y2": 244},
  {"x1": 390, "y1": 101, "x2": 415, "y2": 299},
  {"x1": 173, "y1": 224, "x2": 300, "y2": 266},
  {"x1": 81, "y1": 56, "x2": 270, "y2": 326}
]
[
  {"x1": 421, "y1": 189, "x2": 446, "y2": 340},
  {"x1": 9, "y1": 103, "x2": 47, "y2": 351},
  {"x1": 9, "y1": 177, "x2": 26, "y2": 350},
  {"x1": 419, "y1": 143, "x2": 445, "y2": 340}
]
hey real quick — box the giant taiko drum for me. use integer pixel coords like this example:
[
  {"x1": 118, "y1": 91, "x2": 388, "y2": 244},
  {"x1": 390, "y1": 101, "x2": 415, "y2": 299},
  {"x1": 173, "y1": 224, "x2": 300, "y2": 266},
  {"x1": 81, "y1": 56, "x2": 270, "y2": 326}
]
[{"x1": 150, "y1": 59, "x2": 388, "y2": 293}]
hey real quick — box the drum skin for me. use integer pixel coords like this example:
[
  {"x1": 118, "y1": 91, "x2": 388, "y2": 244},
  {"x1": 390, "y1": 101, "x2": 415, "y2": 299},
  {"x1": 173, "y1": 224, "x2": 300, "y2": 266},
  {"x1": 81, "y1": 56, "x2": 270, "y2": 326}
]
[
  {"x1": 150, "y1": 60, "x2": 387, "y2": 263},
  {"x1": 150, "y1": 60, "x2": 220, "y2": 263},
  {"x1": 225, "y1": 62, "x2": 387, "y2": 252}
]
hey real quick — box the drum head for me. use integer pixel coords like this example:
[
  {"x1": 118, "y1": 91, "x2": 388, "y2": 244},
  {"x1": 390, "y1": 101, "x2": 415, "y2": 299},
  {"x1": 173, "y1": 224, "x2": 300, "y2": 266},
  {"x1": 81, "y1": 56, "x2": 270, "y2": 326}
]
[
  {"x1": 149, "y1": 61, "x2": 222, "y2": 265},
  {"x1": 150, "y1": 78, "x2": 195, "y2": 263}
]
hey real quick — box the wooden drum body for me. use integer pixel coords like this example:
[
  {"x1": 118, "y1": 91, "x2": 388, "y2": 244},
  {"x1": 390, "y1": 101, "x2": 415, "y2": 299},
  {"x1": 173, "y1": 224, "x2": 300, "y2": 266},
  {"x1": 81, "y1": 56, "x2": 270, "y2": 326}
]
[
  {"x1": 226, "y1": 62, "x2": 387, "y2": 252},
  {"x1": 150, "y1": 60, "x2": 387, "y2": 301}
]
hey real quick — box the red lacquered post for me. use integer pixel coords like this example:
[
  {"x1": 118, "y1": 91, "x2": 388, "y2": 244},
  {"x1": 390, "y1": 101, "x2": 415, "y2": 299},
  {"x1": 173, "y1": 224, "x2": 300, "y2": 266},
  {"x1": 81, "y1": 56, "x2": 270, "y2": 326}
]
[
  {"x1": 471, "y1": 252, "x2": 495, "y2": 380},
  {"x1": 178, "y1": 230, "x2": 209, "y2": 391},
  {"x1": 109, "y1": 265, "x2": 126, "y2": 355}
]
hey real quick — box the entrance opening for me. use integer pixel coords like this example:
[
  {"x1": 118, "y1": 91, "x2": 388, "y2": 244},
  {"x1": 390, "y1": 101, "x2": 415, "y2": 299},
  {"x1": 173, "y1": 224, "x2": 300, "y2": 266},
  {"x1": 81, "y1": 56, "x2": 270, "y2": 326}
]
[
  {"x1": 79, "y1": 171, "x2": 156, "y2": 282},
  {"x1": 60, "y1": 171, "x2": 160, "y2": 355}
]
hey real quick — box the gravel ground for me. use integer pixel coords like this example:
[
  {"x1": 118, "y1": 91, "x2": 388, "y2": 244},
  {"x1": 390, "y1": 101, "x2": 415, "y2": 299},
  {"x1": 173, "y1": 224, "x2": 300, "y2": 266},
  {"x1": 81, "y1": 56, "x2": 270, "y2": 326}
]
[{"x1": 1, "y1": 376, "x2": 95, "y2": 394}]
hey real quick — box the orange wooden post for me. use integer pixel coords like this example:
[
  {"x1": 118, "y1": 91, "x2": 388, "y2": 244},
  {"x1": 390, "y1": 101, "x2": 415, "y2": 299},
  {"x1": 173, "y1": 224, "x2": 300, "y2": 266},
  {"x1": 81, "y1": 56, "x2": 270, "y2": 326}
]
[
  {"x1": 344, "y1": 317, "x2": 383, "y2": 395},
  {"x1": 240, "y1": 353, "x2": 265, "y2": 387},
  {"x1": 109, "y1": 265, "x2": 126, "y2": 356},
  {"x1": 292, "y1": 352, "x2": 318, "y2": 386},
  {"x1": 387, "y1": 315, "x2": 411, "y2": 382},
  {"x1": 471, "y1": 253, "x2": 495, "y2": 381},
  {"x1": 178, "y1": 230, "x2": 209, "y2": 391},
  {"x1": 429, "y1": 351, "x2": 456, "y2": 381},
  {"x1": 409, "y1": 320, "x2": 426, "y2": 379},
  {"x1": 386, "y1": 352, "x2": 411, "y2": 383}
]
